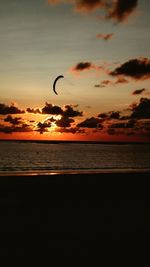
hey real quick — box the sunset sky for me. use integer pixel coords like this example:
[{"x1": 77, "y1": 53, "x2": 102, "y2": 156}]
[{"x1": 0, "y1": 0, "x2": 150, "y2": 141}]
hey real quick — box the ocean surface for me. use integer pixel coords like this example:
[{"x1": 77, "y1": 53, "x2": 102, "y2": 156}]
[{"x1": 0, "y1": 141, "x2": 150, "y2": 175}]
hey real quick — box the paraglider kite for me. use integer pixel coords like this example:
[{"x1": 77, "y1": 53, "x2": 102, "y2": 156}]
[{"x1": 53, "y1": 75, "x2": 64, "y2": 95}]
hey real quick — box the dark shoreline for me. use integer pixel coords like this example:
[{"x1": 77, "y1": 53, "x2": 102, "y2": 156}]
[{"x1": 0, "y1": 172, "x2": 150, "y2": 253}]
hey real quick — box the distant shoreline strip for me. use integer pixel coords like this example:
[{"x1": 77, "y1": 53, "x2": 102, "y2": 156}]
[{"x1": 0, "y1": 139, "x2": 150, "y2": 145}]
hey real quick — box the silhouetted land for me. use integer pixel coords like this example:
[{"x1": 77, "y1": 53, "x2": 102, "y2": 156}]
[{"x1": 0, "y1": 171, "x2": 150, "y2": 257}]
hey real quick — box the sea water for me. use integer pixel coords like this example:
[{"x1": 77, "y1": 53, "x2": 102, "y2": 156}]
[{"x1": 0, "y1": 141, "x2": 150, "y2": 175}]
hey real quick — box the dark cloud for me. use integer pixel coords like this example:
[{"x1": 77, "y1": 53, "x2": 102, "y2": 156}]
[
  {"x1": 109, "y1": 119, "x2": 136, "y2": 129},
  {"x1": 49, "y1": 117, "x2": 56, "y2": 122},
  {"x1": 98, "y1": 113, "x2": 108, "y2": 119},
  {"x1": 131, "y1": 98, "x2": 150, "y2": 119},
  {"x1": 102, "y1": 98, "x2": 150, "y2": 136},
  {"x1": 94, "y1": 84, "x2": 101, "y2": 88},
  {"x1": 36, "y1": 121, "x2": 51, "y2": 134},
  {"x1": 132, "y1": 88, "x2": 146, "y2": 95},
  {"x1": 4, "y1": 115, "x2": 22, "y2": 125},
  {"x1": 0, "y1": 103, "x2": 25, "y2": 115},
  {"x1": 77, "y1": 117, "x2": 102, "y2": 128},
  {"x1": 72, "y1": 62, "x2": 94, "y2": 73},
  {"x1": 1, "y1": 98, "x2": 149, "y2": 138},
  {"x1": 0, "y1": 102, "x2": 84, "y2": 135},
  {"x1": 56, "y1": 127, "x2": 85, "y2": 134},
  {"x1": 42, "y1": 102, "x2": 63, "y2": 115},
  {"x1": 27, "y1": 103, "x2": 83, "y2": 117},
  {"x1": 108, "y1": 0, "x2": 138, "y2": 22},
  {"x1": 48, "y1": 0, "x2": 138, "y2": 22},
  {"x1": 63, "y1": 105, "x2": 83, "y2": 117},
  {"x1": 109, "y1": 122, "x2": 126, "y2": 128},
  {"x1": 107, "y1": 128, "x2": 133, "y2": 136},
  {"x1": 110, "y1": 58, "x2": 150, "y2": 80},
  {"x1": 107, "y1": 117, "x2": 150, "y2": 136},
  {"x1": 55, "y1": 116, "x2": 74, "y2": 128},
  {"x1": 76, "y1": 62, "x2": 92, "y2": 71},
  {"x1": 109, "y1": 111, "x2": 120, "y2": 119},
  {"x1": 98, "y1": 111, "x2": 120, "y2": 120},
  {"x1": 0, "y1": 123, "x2": 32, "y2": 134},
  {"x1": 27, "y1": 108, "x2": 41, "y2": 114},
  {"x1": 96, "y1": 33, "x2": 114, "y2": 41}
]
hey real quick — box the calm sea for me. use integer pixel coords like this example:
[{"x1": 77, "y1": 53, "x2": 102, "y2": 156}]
[{"x1": 0, "y1": 141, "x2": 150, "y2": 175}]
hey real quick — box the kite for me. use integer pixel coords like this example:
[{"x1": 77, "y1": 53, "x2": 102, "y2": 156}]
[{"x1": 53, "y1": 75, "x2": 64, "y2": 95}]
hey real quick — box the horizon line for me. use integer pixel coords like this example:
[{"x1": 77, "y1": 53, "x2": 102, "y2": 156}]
[{"x1": 0, "y1": 139, "x2": 150, "y2": 144}]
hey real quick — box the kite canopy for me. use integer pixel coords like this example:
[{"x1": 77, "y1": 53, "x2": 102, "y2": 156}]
[{"x1": 53, "y1": 75, "x2": 64, "y2": 95}]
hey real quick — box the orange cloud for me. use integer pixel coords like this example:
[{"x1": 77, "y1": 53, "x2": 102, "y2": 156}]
[
  {"x1": 48, "y1": 0, "x2": 104, "y2": 13},
  {"x1": 132, "y1": 88, "x2": 146, "y2": 95},
  {"x1": 48, "y1": 0, "x2": 139, "y2": 22},
  {"x1": 74, "y1": 0, "x2": 104, "y2": 13},
  {"x1": 96, "y1": 33, "x2": 114, "y2": 41},
  {"x1": 107, "y1": 0, "x2": 138, "y2": 22},
  {"x1": 71, "y1": 61, "x2": 100, "y2": 75}
]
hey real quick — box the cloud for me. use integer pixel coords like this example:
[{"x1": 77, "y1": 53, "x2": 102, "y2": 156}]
[
  {"x1": 131, "y1": 98, "x2": 150, "y2": 119},
  {"x1": 0, "y1": 123, "x2": 32, "y2": 134},
  {"x1": 110, "y1": 58, "x2": 150, "y2": 80},
  {"x1": 48, "y1": 0, "x2": 104, "y2": 13},
  {"x1": 1, "y1": 99, "x2": 149, "y2": 138},
  {"x1": 115, "y1": 77, "x2": 128, "y2": 84},
  {"x1": 77, "y1": 117, "x2": 102, "y2": 128},
  {"x1": 56, "y1": 126, "x2": 85, "y2": 134},
  {"x1": 63, "y1": 105, "x2": 83, "y2": 117},
  {"x1": 98, "y1": 80, "x2": 114, "y2": 87},
  {"x1": 132, "y1": 88, "x2": 146, "y2": 95},
  {"x1": 27, "y1": 108, "x2": 41, "y2": 114},
  {"x1": 107, "y1": 118, "x2": 150, "y2": 136},
  {"x1": 4, "y1": 115, "x2": 22, "y2": 125},
  {"x1": 109, "y1": 119, "x2": 136, "y2": 129},
  {"x1": 56, "y1": 116, "x2": 74, "y2": 127},
  {"x1": 95, "y1": 77, "x2": 128, "y2": 88},
  {"x1": 98, "y1": 112, "x2": 108, "y2": 119},
  {"x1": 94, "y1": 84, "x2": 101, "y2": 88},
  {"x1": 98, "y1": 111, "x2": 120, "y2": 120},
  {"x1": 41, "y1": 102, "x2": 83, "y2": 118},
  {"x1": 107, "y1": 0, "x2": 138, "y2": 22},
  {"x1": 71, "y1": 61, "x2": 101, "y2": 75},
  {"x1": 36, "y1": 121, "x2": 51, "y2": 134},
  {"x1": 0, "y1": 103, "x2": 25, "y2": 115},
  {"x1": 48, "y1": 0, "x2": 138, "y2": 22},
  {"x1": 109, "y1": 111, "x2": 120, "y2": 119},
  {"x1": 75, "y1": 0, "x2": 104, "y2": 13},
  {"x1": 96, "y1": 33, "x2": 114, "y2": 41},
  {"x1": 42, "y1": 102, "x2": 63, "y2": 115},
  {"x1": 71, "y1": 62, "x2": 94, "y2": 72}
]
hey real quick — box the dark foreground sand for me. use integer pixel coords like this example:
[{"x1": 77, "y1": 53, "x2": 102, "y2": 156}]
[{"x1": 0, "y1": 172, "x2": 150, "y2": 258}]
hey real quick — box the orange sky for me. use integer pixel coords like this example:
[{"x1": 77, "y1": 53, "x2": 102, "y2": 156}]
[{"x1": 0, "y1": 0, "x2": 150, "y2": 142}]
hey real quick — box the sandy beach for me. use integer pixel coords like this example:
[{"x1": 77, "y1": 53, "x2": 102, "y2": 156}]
[{"x1": 0, "y1": 171, "x2": 150, "y2": 255}]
